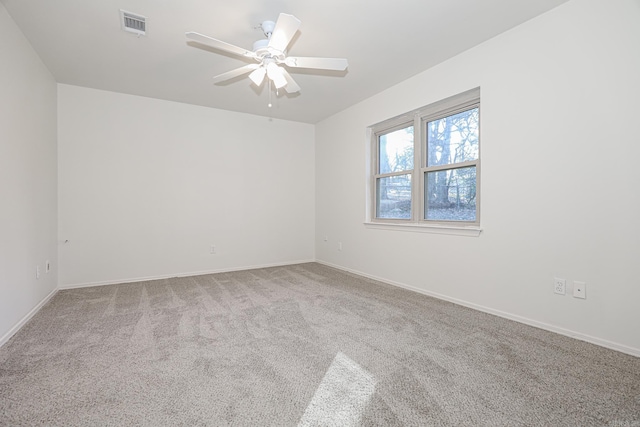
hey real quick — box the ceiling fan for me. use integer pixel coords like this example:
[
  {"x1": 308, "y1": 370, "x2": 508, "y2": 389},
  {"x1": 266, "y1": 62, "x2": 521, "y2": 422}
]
[{"x1": 186, "y1": 13, "x2": 348, "y2": 94}]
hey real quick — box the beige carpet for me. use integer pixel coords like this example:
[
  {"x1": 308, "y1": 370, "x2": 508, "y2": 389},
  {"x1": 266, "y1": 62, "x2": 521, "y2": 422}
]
[{"x1": 1, "y1": 263, "x2": 638, "y2": 426}]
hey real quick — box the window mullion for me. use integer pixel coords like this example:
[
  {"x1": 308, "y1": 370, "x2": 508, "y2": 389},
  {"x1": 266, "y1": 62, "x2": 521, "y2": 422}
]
[{"x1": 413, "y1": 114, "x2": 422, "y2": 222}]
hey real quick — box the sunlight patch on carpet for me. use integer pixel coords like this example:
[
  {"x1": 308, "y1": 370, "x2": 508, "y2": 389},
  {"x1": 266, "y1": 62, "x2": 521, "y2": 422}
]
[{"x1": 298, "y1": 352, "x2": 376, "y2": 426}]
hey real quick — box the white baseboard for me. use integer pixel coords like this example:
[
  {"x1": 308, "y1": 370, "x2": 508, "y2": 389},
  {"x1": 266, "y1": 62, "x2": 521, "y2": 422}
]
[
  {"x1": 12, "y1": 259, "x2": 639, "y2": 359},
  {"x1": 58, "y1": 259, "x2": 317, "y2": 290},
  {"x1": 0, "y1": 288, "x2": 58, "y2": 348},
  {"x1": 316, "y1": 260, "x2": 640, "y2": 359}
]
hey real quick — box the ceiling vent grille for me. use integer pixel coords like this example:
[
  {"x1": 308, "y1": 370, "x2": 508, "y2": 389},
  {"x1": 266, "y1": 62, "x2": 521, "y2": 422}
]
[{"x1": 120, "y1": 10, "x2": 146, "y2": 36}]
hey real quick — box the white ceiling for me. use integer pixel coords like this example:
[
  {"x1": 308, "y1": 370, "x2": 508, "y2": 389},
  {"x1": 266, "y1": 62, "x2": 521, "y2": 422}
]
[{"x1": 2, "y1": 0, "x2": 569, "y2": 123}]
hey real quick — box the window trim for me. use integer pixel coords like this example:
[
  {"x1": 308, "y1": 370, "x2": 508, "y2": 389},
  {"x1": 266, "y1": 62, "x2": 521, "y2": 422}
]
[{"x1": 367, "y1": 88, "x2": 481, "y2": 235}]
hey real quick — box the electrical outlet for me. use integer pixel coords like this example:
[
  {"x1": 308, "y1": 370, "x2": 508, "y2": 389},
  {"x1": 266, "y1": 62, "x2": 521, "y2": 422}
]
[
  {"x1": 338, "y1": 242, "x2": 343, "y2": 251},
  {"x1": 573, "y1": 281, "x2": 586, "y2": 299},
  {"x1": 554, "y1": 277, "x2": 566, "y2": 295},
  {"x1": 210, "y1": 245, "x2": 216, "y2": 254}
]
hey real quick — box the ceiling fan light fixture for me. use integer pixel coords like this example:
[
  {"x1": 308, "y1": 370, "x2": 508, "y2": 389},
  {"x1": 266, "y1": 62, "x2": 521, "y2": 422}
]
[
  {"x1": 249, "y1": 67, "x2": 266, "y2": 86},
  {"x1": 266, "y1": 62, "x2": 287, "y2": 89}
]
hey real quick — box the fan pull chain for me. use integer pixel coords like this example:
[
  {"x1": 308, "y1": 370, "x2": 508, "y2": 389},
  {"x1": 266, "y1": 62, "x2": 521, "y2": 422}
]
[{"x1": 268, "y1": 79, "x2": 273, "y2": 108}]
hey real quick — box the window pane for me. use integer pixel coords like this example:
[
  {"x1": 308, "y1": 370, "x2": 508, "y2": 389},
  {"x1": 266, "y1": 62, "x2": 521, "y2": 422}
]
[
  {"x1": 427, "y1": 108, "x2": 478, "y2": 167},
  {"x1": 425, "y1": 167, "x2": 476, "y2": 221},
  {"x1": 376, "y1": 174, "x2": 412, "y2": 219},
  {"x1": 379, "y1": 126, "x2": 414, "y2": 174}
]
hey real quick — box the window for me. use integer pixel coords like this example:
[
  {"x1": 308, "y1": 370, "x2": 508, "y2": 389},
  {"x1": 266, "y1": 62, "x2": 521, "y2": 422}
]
[
  {"x1": 376, "y1": 124, "x2": 414, "y2": 219},
  {"x1": 370, "y1": 88, "x2": 480, "y2": 230}
]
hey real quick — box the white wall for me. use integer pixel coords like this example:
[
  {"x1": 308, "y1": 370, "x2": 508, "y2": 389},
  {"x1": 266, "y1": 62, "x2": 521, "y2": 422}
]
[
  {"x1": 0, "y1": 4, "x2": 58, "y2": 343},
  {"x1": 3, "y1": 0, "x2": 638, "y2": 357},
  {"x1": 58, "y1": 85, "x2": 315, "y2": 287},
  {"x1": 315, "y1": 0, "x2": 640, "y2": 355}
]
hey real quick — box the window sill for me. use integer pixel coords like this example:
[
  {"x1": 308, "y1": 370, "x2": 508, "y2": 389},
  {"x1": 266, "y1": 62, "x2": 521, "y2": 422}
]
[{"x1": 364, "y1": 221, "x2": 482, "y2": 237}]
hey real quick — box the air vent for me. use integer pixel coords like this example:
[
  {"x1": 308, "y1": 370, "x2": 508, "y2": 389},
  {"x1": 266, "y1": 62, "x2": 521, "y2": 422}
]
[{"x1": 120, "y1": 10, "x2": 146, "y2": 36}]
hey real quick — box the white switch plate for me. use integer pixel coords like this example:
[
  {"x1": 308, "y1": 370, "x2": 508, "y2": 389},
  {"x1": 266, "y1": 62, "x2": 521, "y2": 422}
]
[{"x1": 573, "y1": 281, "x2": 586, "y2": 299}]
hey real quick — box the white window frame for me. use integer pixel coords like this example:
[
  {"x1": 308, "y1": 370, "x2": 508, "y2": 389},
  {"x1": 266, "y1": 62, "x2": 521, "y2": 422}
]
[{"x1": 367, "y1": 88, "x2": 481, "y2": 236}]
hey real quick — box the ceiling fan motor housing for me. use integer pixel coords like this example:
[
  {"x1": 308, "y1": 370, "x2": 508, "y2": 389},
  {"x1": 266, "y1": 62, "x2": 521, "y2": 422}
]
[
  {"x1": 252, "y1": 39, "x2": 269, "y2": 53},
  {"x1": 252, "y1": 38, "x2": 285, "y2": 60}
]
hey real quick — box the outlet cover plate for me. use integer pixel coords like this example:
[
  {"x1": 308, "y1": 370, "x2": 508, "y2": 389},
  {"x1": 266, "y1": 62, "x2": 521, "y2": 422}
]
[
  {"x1": 573, "y1": 281, "x2": 586, "y2": 299},
  {"x1": 554, "y1": 277, "x2": 566, "y2": 295}
]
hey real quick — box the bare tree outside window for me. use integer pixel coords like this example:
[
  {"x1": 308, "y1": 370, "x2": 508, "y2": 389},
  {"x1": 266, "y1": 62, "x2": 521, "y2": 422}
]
[{"x1": 425, "y1": 108, "x2": 479, "y2": 221}]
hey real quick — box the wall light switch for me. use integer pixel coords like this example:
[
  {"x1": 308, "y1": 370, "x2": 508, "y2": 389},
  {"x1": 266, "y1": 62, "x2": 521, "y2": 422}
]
[{"x1": 573, "y1": 281, "x2": 586, "y2": 299}]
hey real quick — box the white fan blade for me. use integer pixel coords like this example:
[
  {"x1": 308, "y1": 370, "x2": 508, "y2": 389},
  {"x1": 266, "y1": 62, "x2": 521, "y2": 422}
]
[
  {"x1": 186, "y1": 32, "x2": 257, "y2": 59},
  {"x1": 212, "y1": 64, "x2": 260, "y2": 83},
  {"x1": 284, "y1": 56, "x2": 348, "y2": 71},
  {"x1": 268, "y1": 13, "x2": 301, "y2": 53},
  {"x1": 280, "y1": 68, "x2": 301, "y2": 93}
]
